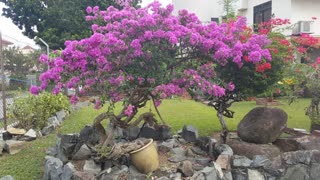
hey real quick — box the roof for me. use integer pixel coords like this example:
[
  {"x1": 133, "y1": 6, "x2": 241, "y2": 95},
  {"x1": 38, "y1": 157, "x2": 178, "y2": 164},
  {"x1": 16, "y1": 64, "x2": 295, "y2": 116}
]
[
  {"x1": 22, "y1": 45, "x2": 35, "y2": 50},
  {"x1": 1, "y1": 39, "x2": 13, "y2": 46}
]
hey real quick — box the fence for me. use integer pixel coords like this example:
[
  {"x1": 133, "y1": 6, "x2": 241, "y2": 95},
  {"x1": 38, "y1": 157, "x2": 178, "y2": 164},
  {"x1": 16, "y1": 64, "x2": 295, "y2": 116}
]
[{"x1": 0, "y1": 77, "x2": 38, "y2": 131}]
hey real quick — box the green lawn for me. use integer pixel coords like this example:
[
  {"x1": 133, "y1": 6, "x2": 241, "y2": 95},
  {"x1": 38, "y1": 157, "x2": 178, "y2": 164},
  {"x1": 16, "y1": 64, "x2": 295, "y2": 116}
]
[{"x1": 0, "y1": 98, "x2": 312, "y2": 179}]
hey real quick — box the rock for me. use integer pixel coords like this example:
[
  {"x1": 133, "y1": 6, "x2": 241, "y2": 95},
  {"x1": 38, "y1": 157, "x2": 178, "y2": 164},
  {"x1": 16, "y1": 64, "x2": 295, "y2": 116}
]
[
  {"x1": 7, "y1": 128, "x2": 26, "y2": 135},
  {"x1": 79, "y1": 125, "x2": 100, "y2": 146},
  {"x1": 294, "y1": 135, "x2": 320, "y2": 151},
  {"x1": 48, "y1": 116, "x2": 60, "y2": 127},
  {"x1": 310, "y1": 163, "x2": 320, "y2": 180},
  {"x1": 139, "y1": 124, "x2": 171, "y2": 140},
  {"x1": 60, "y1": 134, "x2": 79, "y2": 158},
  {"x1": 41, "y1": 125, "x2": 55, "y2": 136},
  {"x1": 213, "y1": 162, "x2": 224, "y2": 179},
  {"x1": 192, "y1": 171, "x2": 206, "y2": 180},
  {"x1": 155, "y1": 177, "x2": 169, "y2": 180},
  {"x1": 158, "y1": 138, "x2": 180, "y2": 152},
  {"x1": 224, "y1": 171, "x2": 233, "y2": 180},
  {"x1": 61, "y1": 162, "x2": 76, "y2": 180},
  {"x1": 128, "y1": 165, "x2": 146, "y2": 176},
  {"x1": 0, "y1": 175, "x2": 14, "y2": 180},
  {"x1": 2, "y1": 131, "x2": 12, "y2": 140},
  {"x1": 168, "y1": 155, "x2": 187, "y2": 163},
  {"x1": 72, "y1": 144, "x2": 91, "y2": 160},
  {"x1": 195, "y1": 136, "x2": 217, "y2": 153},
  {"x1": 282, "y1": 150, "x2": 313, "y2": 165},
  {"x1": 178, "y1": 160, "x2": 194, "y2": 177},
  {"x1": 215, "y1": 154, "x2": 231, "y2": 170},
  {"x1": 247, "y1": 169, "x2": 265, "y2": 180},
  {"x1": 43, "y1": 156, "x2": 63, "y2": 180},
  {"x1": 237, "y1": 107, "x2": 287, "y2": 144},
  {"x1": 4, "y1": 140, "x2": 26, "y2": 155},
  {"x1": 251, "y1": 155, "x2": 272, "y2": 168},
  {"x1": 232, "y1": 155, "x2": 253, "y2": 168},
  {"x1": 215, "y1": 144, "x2": 233, "y2": 156},
  {"x1": 170, "y1": 147, "x2": 186, "y2": 156},
  {"x1": 19, "y1": 129, "x2": 37, "y2": 141},
  {"x1": 72, "y1": 171, "x2": 95, "y2": 180},
  {"x1": 191, "y1": 146, "x2": 208, "y2": 156},
  {"x1": 169, "y1": 173, "x2": 182, "y2": 180},
  {"x1": 186, "y1": 148, "x2": 196, "y2": 157},
  {"x1": 231, "y1": 169, "x2": 247, "y2": 180},
  {"x1": 227, "y1": 139, "x2": 281, "y2": 159},
  {"x1": 281, "y1": 164, "x2": 309, "y2": 180},
  {"x1": 56, "y1": 110, "x2": 67, "y2": 122},
  {"x1": 181, "y1": 125, "x2": 198, "y2": 142},
  {"x1": 0, "y1": 140, "x2": 4, "y2": 155},
  {"x1": 123, "y1": 126, "x2": 140, "y2": 140},
  {"x1": 83, "y1": 159, "x2": 101, "y2": 175},
  {"x1": 201, "y1": 166, "x2": 218, "y2": 180},
  {"x1": 273, "y1": 138, "x2": 301, "y2": 152},
  {"x1": 195, "y1": 157, "x2": 212, "y2": 166}
]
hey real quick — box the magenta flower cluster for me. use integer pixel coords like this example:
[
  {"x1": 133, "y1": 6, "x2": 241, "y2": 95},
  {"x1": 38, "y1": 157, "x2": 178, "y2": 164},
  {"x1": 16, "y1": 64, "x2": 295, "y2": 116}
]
[{"x1": 32, "y1": 2, "x2": 271, "y2": 114}]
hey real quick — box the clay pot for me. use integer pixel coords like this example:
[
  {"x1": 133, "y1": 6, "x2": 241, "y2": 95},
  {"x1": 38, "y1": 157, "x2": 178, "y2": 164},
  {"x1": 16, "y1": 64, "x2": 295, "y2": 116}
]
[{"x1": 130, "y1": 139, "x2": 159, "y2": 174}]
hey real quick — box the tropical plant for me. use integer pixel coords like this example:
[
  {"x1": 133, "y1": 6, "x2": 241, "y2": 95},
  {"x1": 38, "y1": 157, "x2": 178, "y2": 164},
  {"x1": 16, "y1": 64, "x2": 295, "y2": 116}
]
[{"x1": 32, "y1": 2, "x2": 271, "y2": 144}]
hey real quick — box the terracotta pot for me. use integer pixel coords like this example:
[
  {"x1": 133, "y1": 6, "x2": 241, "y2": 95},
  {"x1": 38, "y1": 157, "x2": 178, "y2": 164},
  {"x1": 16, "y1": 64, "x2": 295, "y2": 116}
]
[{"x1": 130, "y1": 139, "x2": 159, "y2": 174}]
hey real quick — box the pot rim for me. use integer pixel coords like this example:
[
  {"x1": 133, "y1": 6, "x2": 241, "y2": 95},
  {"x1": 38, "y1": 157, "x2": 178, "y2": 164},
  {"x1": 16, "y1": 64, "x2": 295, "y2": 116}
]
[{"x1": 130, "y1": 138, "x2": 153, "y2": 154}]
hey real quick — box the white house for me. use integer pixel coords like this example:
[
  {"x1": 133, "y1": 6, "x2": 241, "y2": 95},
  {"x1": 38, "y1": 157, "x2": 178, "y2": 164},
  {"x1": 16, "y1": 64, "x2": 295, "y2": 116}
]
[
  {"x1": 1, "y1": 38, "x2": 13, "y2": 48},
  {"x1": 173, "y1": 0, "x2": 320, "y2": 36}
]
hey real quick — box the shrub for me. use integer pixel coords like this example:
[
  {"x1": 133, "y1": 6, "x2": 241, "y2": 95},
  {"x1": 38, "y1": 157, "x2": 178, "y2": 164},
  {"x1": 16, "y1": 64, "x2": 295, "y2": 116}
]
[{"x1": 10, "y1": 92, "x2": 70, "y2": 130}]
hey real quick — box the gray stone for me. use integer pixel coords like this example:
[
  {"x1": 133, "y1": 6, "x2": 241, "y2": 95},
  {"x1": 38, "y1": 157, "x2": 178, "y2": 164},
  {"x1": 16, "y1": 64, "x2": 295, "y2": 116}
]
[
  {"x1": 178, "y1": 160, "x2": 194, "y2": 177},
  {"x1": 56, "y1": 110, "x2": 67, "y2": 122},
  {"x1": 181, "y1": 125, "x2": 198, "y2": 142},
  {"x1": 123, "y1": 126, "x2": 140, "y2": 140},
  {"x1": 19, "y1": 129, "x2": 37, "y2": 141},
  {"x1": 215, "y1": 144, "x2": 233, "y2": 156},
  {"x1": 59, "y1": 134, "x2": 79, "y2": 160},
  {"x1": 48, "y1": 116, "x2": 60, "y2": 127},
  {"x1": 1, "y1": 131, "x2": 12, "y2": 140},
  {"x1": 156, "y1": 177, "x2": 170, "y2": 180},
  {"x1": 83, "y1": 159, "x2": 101, "y2": 175},
  {"x1": 224, "y1": 171, "x2": 233, "y2": 180},
  {"x1": 111, "y1": 165, "x2": 128, "y2": 175},
  {"x1": 4, "y1": 140, "x2": 26, "y2": 155},
  {"x1": 72, "y1": 171, "x2": 95, "y2": 180},
  {"x1": 61, "y1": 162, "x2": 76, "y2": 180},
  {"x1": 138, "y1": 124, "x2": 171, "y2": 140},
  {"x1": 237, "y1": 107, "x2": 287, "y2": 144},
  {"x1": 0, "y1": 140, "x2": 4, "y2": 155},
  {"x1": 310, "y1": 163, "x2": 320, "y2": 180},
  {"x1": 280, "y1": 164, "x2": 309, "y2": 180},
  {"x1": 168, "y1": 155, "x2": 187, "y2": 163},
  {"x1": 201, "y1": 166, "x2": 218, "y2": 180},
  {"x1": 251, "y1": 155, "x2": 272, "y2": 168},
  {"x1": 282, "y1": 150, "x2": 313, "y2": 165},
  {"x1": 195, "y1": 136, "x2": 217, "y2": 153},
  {"x1": 247, "y1": 169, "x2": 265, "y2": 180},
  {"x1": 126, "y1": 174, "x2": 147, "y2": 180},
  {"x1": 0, "y1": 175, "x2": 14, "y2": 180},
  {"x1": 192, "y1": 171, "x2": 206, "y2": 180},
  {"x1": 158, "y1": 138, "x2": 179, "y2": 152},
  {"x1": 231, "y1": 169, "x2": 247, "y2": 180},
  {"x1": 79, "y1": 125, "x2": 100, "y2": 146},
  {"x1": 191, "y1": 146, "x2": 207, "y2": 156},
  {"x1": 195, "y1": 157, "x2": 212, "y2": 166},
  {"x1": 273, "y1": 138, "x2": 301, "y2": 152},
  {"x1": 213, "y1": 162, "x2": 224, "y2": 179},
  {"x1": 41, "y1": 125, "x2": 55, "y2": 136},
  {"x1": 170, "y1": 147, "x2": 186, "y2": 156},
  {"x1": 169, "y1": 173, "x2": 182, "y2": 180},
  {"x1": 129, "y1": 165, "x2": 144, "y2": 176},
  {"x1": 72, "y1": 144, "x2": 91, "y2": 160},
  {"x1": 232, "y1": 155, "x2": 253, "y2": 168},
  {"x1": 43, "y1": 156, "x2": 63, "y2": 180}
]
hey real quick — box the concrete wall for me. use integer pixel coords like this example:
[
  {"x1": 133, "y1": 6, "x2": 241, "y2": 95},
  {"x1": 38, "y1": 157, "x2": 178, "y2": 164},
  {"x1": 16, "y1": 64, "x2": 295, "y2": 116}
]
[
  {"x1": 291, "y1": 0, "x2": 320, "y2": 36},
  {"x1": 172, "y1": 0, "x2": 224, "y2": 23}
]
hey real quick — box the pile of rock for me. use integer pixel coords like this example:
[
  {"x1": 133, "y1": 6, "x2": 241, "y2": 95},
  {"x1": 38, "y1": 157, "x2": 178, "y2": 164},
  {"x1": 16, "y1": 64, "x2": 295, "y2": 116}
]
[{"x1": 0, "y1": 110, "x2": 68, "y2": 155}]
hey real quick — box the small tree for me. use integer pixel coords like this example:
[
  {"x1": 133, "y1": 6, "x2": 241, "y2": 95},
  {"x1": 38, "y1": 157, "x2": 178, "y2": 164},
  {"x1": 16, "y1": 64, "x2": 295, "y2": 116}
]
[{"x1": 32, "y1": 2, "x2": 271, "y2": 145}]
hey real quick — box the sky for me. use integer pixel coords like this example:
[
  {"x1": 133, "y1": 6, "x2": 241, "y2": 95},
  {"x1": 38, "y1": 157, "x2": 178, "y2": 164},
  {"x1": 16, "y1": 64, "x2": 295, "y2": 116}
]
[{"x1": 0, "y1": 0, "x2": 172, "y2": 48}]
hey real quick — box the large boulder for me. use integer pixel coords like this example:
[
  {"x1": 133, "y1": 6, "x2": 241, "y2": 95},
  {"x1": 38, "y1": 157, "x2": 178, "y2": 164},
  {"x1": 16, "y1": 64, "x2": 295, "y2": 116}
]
[{"x1": 237, "y1": 107, "x2": 287, "y2": 144}]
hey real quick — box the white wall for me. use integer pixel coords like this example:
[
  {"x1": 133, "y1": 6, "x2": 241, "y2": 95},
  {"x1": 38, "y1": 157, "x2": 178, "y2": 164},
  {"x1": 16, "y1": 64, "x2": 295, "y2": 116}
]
[
  {"x1": 291, "y1": 0, "x2": 320, "y2": 36},
  {"x1": 172, "y1": 0, "x2": 223, "y2": 23}
]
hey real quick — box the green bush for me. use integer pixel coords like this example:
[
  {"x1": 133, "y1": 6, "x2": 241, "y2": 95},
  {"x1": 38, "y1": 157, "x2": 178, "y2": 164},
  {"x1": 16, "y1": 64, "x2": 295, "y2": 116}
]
[{"x1": 10, "y1": 92, "x2": 70, "y2": 130}]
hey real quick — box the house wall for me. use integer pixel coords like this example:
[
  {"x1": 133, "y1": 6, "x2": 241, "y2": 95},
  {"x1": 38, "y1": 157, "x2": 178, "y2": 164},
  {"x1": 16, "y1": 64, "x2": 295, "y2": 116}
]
[
  {"x1": 291, "y1": 0, "x2": 320, "y2": 36},
  {"x1": 172, "y1": 0, "x2": 224, "y2": 23}
]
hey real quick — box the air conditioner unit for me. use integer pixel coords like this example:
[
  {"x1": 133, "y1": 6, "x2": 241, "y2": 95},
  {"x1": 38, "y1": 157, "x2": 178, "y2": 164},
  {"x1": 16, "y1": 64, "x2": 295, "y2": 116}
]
[
  {"x1": 239, "y1": 0, "x2": 248, "y2": 11},
  {"x1": 292, "y1": 21, "x2": 314, "y2": 35}
]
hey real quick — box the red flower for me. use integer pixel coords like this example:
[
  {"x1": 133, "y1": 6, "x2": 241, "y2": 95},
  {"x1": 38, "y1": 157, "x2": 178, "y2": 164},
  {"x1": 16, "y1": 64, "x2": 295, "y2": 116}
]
[
  {"x1": 243, "y1": 55, "x2": 249, "y2": 62},
  {"x1": 312, "y1": 17, "x2": 317, "y2": 20}
]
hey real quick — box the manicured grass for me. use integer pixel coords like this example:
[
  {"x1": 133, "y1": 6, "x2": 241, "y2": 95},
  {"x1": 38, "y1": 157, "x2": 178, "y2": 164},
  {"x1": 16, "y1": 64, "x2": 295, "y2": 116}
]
[{"x1": 0, "y1": 98, "x2": 312, "y2": 179}]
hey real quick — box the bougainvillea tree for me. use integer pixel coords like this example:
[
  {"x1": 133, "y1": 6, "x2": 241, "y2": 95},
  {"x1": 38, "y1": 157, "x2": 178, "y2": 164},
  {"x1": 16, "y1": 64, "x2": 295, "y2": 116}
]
[{"x1": 31, "y1": 1, "x2": 271, "y2": 144}]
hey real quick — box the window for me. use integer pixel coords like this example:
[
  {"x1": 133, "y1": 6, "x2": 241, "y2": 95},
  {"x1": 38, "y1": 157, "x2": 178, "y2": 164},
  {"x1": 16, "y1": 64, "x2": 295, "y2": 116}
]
[{"x1": 253, "y1": 1, "x2": 272, "y2": 31}]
